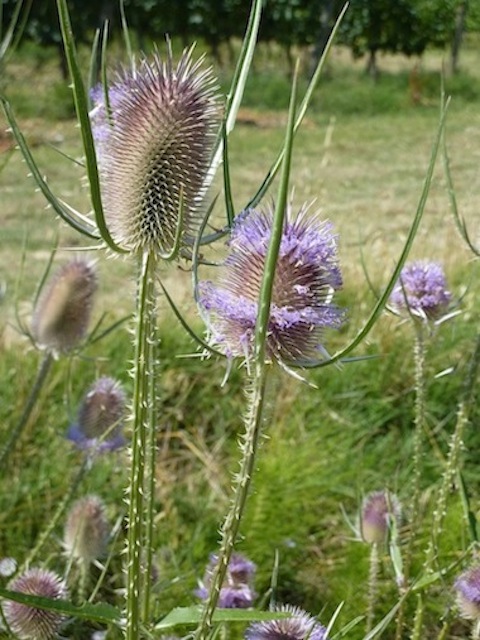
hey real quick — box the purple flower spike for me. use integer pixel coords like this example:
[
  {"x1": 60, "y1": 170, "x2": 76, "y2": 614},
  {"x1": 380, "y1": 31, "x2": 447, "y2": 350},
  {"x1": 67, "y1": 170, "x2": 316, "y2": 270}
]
[
  {"x1": 246, "y1": 604, "x2": 328, "y2": 640},
  {"x1": 67, "y1": 377, "x2": 126, "y2": 453},
  {"x1": 389, "y1": 260, "x2": 451, "y2": 321},
  {"x1": 89, "y1": 46, "x2": 220, "y2": 255},
  {"x1": 195, "y1": 552, "x2": 256, "y2": 609},
  {"x1": 360, "y1": 490, "x2": 402, "y2": 545},
  {"x1": 3, "y1": 568, "x2": 68, "y2": 640},
  {"x1": 455, "y1": 566, "x2": 480, "y2": 620},
  {"x1": 199, "y1": 203, "x2": 344, "y2": 364}
]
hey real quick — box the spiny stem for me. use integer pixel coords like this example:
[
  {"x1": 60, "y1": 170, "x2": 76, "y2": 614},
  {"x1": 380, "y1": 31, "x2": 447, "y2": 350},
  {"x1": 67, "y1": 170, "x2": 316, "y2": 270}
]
[
  {"x1": 126, "y1": 250, "x2": 156, "y2": 640},
  {"x1": 410, "y1": 594, "x2": 424, "y2": 640},
  {"x1": 195, "y1": 367, "x2": 269, "y2": 640},
  {"x1": 366, "y1": 542, "x2": 379, "y2": 633},
  {"x1": 0, "y1": 352, "x2": 53, "y2": 469},
  {"x1": 396, "y1": 325, "x2": 426, "y2": 640}
]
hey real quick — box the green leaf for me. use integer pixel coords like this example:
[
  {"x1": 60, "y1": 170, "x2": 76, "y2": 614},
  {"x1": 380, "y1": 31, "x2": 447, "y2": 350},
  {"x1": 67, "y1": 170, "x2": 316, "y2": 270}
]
[
  {"x1": 56, "y1": 0, "x2": 127, "y2": 254},
  {"x1": 0, "y1": 588, "x2": 122, "y2": 626},
  {"x1": 155, "y1": 606, "x2": 291, "y2": 630},
  {"x1": 0, "y1": 97, "x2": 99, "y2": 239}
]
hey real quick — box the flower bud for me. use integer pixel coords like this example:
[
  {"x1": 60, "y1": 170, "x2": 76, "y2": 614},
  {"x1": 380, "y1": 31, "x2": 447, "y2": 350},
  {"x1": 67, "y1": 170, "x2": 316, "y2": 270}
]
[
  {"x1": 3, "y1": 568, "x2": 68, "y2": 639},
  {"x1": 360, "y1": 490, "x2": 402, "y2": 545},
  {"x1": 31, "y1": 259, "x2": 97, "y2": 355},
  {"x1": 454, "y1": 566, "x2": 480, "y2": 620},
  {"x1": 64, "y1": 495, "x2": 108, "y2": 564}
]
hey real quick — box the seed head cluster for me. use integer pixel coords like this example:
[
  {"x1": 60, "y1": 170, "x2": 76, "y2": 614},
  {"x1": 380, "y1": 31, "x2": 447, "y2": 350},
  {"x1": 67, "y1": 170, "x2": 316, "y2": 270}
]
[{"x1": 90, "y1": 47, "x2": 220, "y2": 255}]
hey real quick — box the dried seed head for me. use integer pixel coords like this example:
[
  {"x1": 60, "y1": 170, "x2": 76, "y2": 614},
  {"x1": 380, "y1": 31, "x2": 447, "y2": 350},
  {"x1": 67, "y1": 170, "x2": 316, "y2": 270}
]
[
  {"x1": 389, "y1": 260, "x2": 452, "y2": 321},
  {"x1": 360, "y1": 490, "x2": 402, "y2": 545},
  {"x1": 3, "y1": 568, "x2": 68, "y2": 639},
  {"x1": 31, "y1": 259, "x2": 97, "y2": 355},
  {"x1": 195, "y1": 552, "x2": 256, "y2": 609},
  {"x1": 67, "y1": 377, "x2": 126, "y2": 453},
  {"x1": 200, "y1": 203, "x2": 344, "y2": 363},
  {"x1": 246, "y1": 604, "x2": 328, "y2": 640},
  {"x1": 64, "y1": 495, "x2": 108, "y2": 564},
  {"x1": 90, "y1": 47, "x2": 220, "y2": 255}
]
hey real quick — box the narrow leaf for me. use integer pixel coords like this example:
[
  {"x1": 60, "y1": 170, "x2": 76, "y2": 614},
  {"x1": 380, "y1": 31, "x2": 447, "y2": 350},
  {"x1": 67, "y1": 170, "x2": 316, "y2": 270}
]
[
  {"x1": 0, "y1": 588, "x2": 122, "y2": 626},
  {"x1": 155, "y1": 606, "x2": 291, "y2": 630},
  {"x1": 0, "y1": 97, "x2": 99, "y2": 239}
]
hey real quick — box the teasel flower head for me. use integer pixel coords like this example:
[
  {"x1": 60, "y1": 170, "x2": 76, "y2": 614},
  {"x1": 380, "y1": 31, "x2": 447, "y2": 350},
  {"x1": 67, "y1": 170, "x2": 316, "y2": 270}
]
[
  {"x1": 389, "y1": 260, "x2": 452, "y2": 322},
  {"x1": 63, "y1": 495, "x2": 108, "y2": 564},
  {"x1": 360, "y1": 490, "x2": 402, "y2": 545},
  {"x1": 195, "y1": 552, "x2": 256, "y2": 608},
  {"x1": 67, "y1": 376, "x2": 126, "y2": 453},
  {"x1": 199, "y1": 203, "x2": 344, "y2": 364},
  {"x1": 246, "y1": 604, "x2": 328, "y2": 640},
  {"x1": 89, "y1": 45, "x2": 220, "y2": 256},
  {"x1": 3, "y1": 567, "x2": 68, "y2": 639},
  {"x1": 31, "y1": 259, "x2": 97, "y2": 355},
  {"x1": 454, "y1": 566, "x2": 480, "y2": 620}
]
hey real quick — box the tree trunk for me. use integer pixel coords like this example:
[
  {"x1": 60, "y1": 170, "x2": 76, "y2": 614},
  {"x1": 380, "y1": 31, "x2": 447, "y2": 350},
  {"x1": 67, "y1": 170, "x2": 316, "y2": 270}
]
[
  {"x1": 451, "y1": 0, "x2": 469, "y2": 74},
  {"x1": 366, "y1": 48, "x2": 379, "y2": 80},
  {"x1": 309, "y1": 0, "x2": 336, "y2": 78}
]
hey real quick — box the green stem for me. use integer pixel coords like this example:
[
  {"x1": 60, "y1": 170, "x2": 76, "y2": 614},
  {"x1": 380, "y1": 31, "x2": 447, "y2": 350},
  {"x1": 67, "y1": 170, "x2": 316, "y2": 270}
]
[
  {"x1": 410, "y1": 594, "x2": 424, "y2": 640},
  {"x1": 366, "y1": 543, "x2": 379, "y2": 634},
  {"x1": 126, "y1": 250, "x2": 157, "y2": 640},
  {"x1": 18, "y1": 456, "x2": 89, "y2": 573},
  {"x1": 195, "y1": 368, "x2": 269, "y2": 640},
  {"x1": 396, "y1": 325, "x2": 426, "y2": 640},
  {"x1": 0, "y1": 352, "x2": 53, "y2": 469}
]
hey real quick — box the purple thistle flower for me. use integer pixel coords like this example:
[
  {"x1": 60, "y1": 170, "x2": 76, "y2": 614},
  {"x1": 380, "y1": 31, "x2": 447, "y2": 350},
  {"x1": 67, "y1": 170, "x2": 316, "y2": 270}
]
[
  {"x1": 389, "y1": 260, "x2": 451, "y2": 321},
  {"x1": 195, "y1": 552, "x2": 256, "y2": 608},
  {"x1": 31, "y1": 259, "x2": 97, "y2": 355},
  {"x1": 89, "y1": 46, "x2": 220, "y2": 255},
  {"x1": 199, "y1": 203, "x2": 344, "y2": 363},
  {"x1": 67, "y1": 377, "x2": 126, "y2": 453},
  {"x1": 360, "y1": 490, "x2": 402, "y2": 545},
  {"x1": 64, "y1": 495, "x2": 109, "y2": 564},
  {"x1": 3, "y1": 568, "x2": 68, "y2": 640},
  {"x1": 454, "y1": 566, "x2": 480, "y2": 620},
  {"x1": 246, "y1": 604, "x2": 328, "y2": 640}
]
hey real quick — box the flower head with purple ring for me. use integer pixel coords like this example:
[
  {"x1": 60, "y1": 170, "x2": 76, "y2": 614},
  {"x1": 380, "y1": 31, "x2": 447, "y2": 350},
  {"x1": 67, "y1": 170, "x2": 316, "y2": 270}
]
[
  {"x1": 67, "y1": 377, "x2": 126, "y2": 453},
  {"x1": 454, "y1": 566, "x2": 480, "y2": 620},
  {"x1": 360, "y1": 490, "x2": 402, "y2": 545},
  {"x1": 195, "y1": 552, "x2": 256, "y2": 609},
  {"x1": 199, "y1": 203, "x2": 344, "y2": 364},
  {"x1": 3, "y1": 567, "x2": 68, "y2": 640},
  {"x1": 245, "y1": 604, "x2": 328, "y2": 640},
  {"x1": 389, "y1": 260, "x2": 451, "y2": 321},
  {"x1": 89, "y1": 46, "x2": 220, "y2": 255}
]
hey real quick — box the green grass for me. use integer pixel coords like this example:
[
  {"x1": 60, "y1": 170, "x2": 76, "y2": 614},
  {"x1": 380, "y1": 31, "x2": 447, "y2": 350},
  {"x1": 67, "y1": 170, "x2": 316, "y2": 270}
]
[{"x1": 0, "y1": 40, "x2": 479, "y2": 639}]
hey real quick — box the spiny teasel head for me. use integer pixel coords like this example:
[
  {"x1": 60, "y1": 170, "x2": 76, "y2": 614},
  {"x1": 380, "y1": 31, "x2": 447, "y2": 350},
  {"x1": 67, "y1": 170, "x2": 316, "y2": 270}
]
[
  {"x1": 195, "y1": 552, "x2": 257, "y2": 608},
  {"x1": 67, "y1": 376, "x2": 126, "y2": 453},
  {"x1": 245, "y1": 604, "x2": 329, "y2": 640},
  {"x1": 454, "y1": 566, "x2": 480, "y2": 620},
  {"x1": 389, "y1": 260, "x2": 452, "y2": 322},
  {"x1": 3, "y1": 567, "x2": 68, "y2": 639},
  {"x1": 31, "y1": 259, "x2": 97, "y2": 355},
  {"x1": 199, "y1": 203, "x2": 344, "y2": 364},
  {"x1": 63, "y1": 495, "x2": 109, "y2": 564},
  {"x1": 89, "y1": 45, "x2": 220, "y2": 255},
  {"x1": 360, "y1": 490, "x2": 402, "y2": 545}
]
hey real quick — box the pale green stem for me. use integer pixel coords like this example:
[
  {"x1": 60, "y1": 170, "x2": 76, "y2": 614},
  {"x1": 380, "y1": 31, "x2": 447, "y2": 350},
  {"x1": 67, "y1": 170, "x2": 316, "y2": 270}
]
[
  {"x1": 78, "y1": 559, "x2": 89, "y2": 602},
  {"x1": 18, "y1": 456, "x2": 89, "y2": 573},
  {"x1": 142, "y1": 285, "x2": 159, "y2": 623},
  {"x1": 126, "y1": 250, "x2": 157, "y2": 640},
  {"x1": 436, "y1": 621, "x2": 450, "y2": 640},
  {"x1": 396, "y1": 325, "x2": 426, "y2": 640},
  {"x1": 195, "y1": 367, "x2": 269, "y2": 640},
  {"x1": 366, "y1": 542, "x2": 379, "y2": 634},
  {"x1": 410, "y1": 594, "x2": 424, "y2": 640},
  {"x1": 0, "y1": 352, "x2": 53, "y2": 469},
  {"x1": 473, "y1": 619, "x2": 480, "y2": 640}
]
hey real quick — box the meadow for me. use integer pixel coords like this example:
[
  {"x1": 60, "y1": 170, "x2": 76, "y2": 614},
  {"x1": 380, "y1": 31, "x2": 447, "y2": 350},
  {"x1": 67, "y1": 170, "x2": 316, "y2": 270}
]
[{"x1": 0, "y1": 27, "x2": 479, "y2": 640}]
